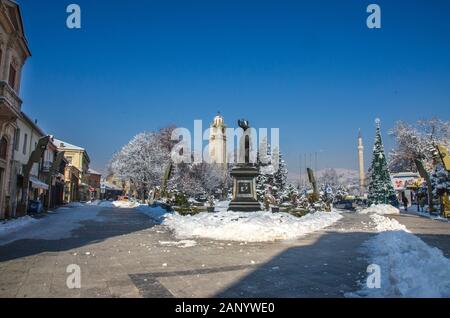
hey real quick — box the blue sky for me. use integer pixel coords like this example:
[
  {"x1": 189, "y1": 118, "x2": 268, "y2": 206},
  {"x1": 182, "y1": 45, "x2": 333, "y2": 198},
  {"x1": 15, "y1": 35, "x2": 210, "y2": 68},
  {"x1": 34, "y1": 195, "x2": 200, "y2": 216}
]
[{"x1": 17, "y1": 0, "x2": 450, "y2": 176}]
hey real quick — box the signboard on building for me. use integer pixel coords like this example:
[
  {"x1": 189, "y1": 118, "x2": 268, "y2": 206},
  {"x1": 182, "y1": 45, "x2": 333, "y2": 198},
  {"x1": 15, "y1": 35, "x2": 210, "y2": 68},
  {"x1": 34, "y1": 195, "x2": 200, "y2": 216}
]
[{"x1": 391, "y1": 172, "x2": 421, "y2": 191}]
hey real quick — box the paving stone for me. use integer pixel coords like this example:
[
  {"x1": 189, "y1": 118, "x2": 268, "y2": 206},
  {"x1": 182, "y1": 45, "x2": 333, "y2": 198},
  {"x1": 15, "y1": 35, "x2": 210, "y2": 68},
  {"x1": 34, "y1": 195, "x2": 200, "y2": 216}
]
[{"x1": 0, "y1": 207, "x2": 448, "y2": 298}]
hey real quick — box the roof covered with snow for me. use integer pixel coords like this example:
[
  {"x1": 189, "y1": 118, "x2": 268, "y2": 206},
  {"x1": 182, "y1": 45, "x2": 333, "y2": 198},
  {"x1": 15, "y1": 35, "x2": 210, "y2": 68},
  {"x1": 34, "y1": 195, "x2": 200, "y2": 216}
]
[
  {"x1": 88, "y1": 169, "x2": 102, "y2": 176},
  {"x1": 53, "y1": 139, "x2": 85, "y2": 151}
]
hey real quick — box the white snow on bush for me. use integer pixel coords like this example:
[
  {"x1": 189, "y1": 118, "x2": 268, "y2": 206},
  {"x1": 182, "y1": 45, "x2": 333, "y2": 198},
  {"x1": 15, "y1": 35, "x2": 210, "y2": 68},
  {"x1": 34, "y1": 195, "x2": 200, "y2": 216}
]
[
  {"x1": 351, "y1": 214, "x2": 450, "y2": 298},
  {"x1": 359, "y1": 204, "x2": 400, "y2": 215},
  {"x1": 0, "y1": 216, "x2": 40, "y2": 235},
  {"x1": 163, "y1": 211, "x2": 342, "y2": 242}
]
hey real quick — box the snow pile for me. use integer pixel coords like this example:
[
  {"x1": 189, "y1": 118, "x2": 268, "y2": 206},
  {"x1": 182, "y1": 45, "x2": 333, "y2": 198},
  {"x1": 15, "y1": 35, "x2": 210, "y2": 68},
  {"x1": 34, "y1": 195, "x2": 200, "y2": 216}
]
[
  {"x1": 67, "y1": 202, "x2": 85, "y2": 208},
  {"x1": 0, "y1": 216, "x2": 40, "y2": 235},
  {"x1": 370, "y1": 214, "x2": 409, "y2": 232},
  {"x1": 98, "y1": 201, "x2": 114, "y2": 207},
  {"x1": 136, "y1": 205, "x2": 169, "y2": 220},
  {"x1": 159, "y1": 240, "x2": 197, "y2": 248},
  {"x1": 359, "y1": 204, "x2": 400, "y2": 215},
  {"x1": 112, "y1": 200, "x2": 140, "y2": 208},
  {"x1": 98, "y1": 200, "x2": 140, "y2": 208},
  {"x1": 86, "y1": 200, "x2": 102, "y2": 206},
  {"x1": 351, "y1": 214, "x2": 450, "y2": 298},
  {"x1": 214, "y1": 201, "x2": 230, "y2": 213},
  {"x1": 163, "y1": 211, "x2": 342, "y2": 242},
  {"x1": 95, "y1": 200, "x2": 169, "y2": 220}
]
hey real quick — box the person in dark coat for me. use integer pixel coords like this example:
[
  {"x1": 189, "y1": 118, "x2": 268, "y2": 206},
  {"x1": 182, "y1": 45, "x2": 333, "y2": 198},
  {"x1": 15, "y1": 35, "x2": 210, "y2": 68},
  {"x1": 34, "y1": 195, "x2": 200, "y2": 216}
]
[{"x1": 401, "y1": 192, "x2": 409, "y2": 211}]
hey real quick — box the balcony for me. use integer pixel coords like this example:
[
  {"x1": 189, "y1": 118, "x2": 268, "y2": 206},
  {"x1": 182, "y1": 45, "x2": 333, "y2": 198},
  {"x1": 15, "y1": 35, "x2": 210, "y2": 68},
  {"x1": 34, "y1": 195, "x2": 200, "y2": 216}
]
[
  {"x1": 0, "y1": 80, "x2": 22, "y2": 119},
  {"x1": 41, "y1": 160, "x2": 53, "y2": 173}
]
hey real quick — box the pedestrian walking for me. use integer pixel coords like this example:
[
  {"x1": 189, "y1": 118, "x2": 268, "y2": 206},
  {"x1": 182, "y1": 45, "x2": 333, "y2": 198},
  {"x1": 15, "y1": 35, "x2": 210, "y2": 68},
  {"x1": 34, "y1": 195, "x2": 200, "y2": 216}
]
[{"x1": 402, "y1": 192, "x2": 409, "y2": 211}]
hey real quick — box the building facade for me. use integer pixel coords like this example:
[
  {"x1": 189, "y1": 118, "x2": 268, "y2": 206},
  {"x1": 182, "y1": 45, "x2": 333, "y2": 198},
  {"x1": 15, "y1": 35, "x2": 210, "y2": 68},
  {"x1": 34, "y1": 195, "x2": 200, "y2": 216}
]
[
  {"x1": 10, "y1": 112, "x2": 46, "y2": 216},
  {"x1": 54, "y1": 139, "x2": 91, "y2": 202},
  {"x1": 87, "y1": 169, "x2": 101, "y2": 200},
  {"x1": 0, "y1": 0, "x2": 31, "y2": 219},
  {"x1": 39, "y1": 138, "x2": 67, "y2": 209}
]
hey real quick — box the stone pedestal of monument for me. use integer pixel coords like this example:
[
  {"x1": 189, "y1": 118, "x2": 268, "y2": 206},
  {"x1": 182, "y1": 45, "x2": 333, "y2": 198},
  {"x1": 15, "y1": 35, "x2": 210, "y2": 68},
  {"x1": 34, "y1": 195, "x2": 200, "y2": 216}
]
[{"x1": 228, "y1": 164, "x2": 261, "y2": 212}]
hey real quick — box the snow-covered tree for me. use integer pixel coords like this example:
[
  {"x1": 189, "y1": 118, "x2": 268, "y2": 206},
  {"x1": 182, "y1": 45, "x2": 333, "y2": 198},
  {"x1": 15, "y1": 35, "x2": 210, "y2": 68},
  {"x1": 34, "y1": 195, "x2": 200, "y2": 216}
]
[
  {"x1": 256, "y1": 137, "x2": 274, "y2": 201},
  {"x1": 389, "y1": 118, "x2": 450, "y2": 172},
  {"x1": 273, "y1": 150, "x2": 288, "y2": 196},
  {"x1": 109, "y1": 127, "x2": 175, "y2": 200},
  {"x1": 279, "y1": 183, "x2": 298, "y2": 203},
  {"x1": 334, "y1": 184, "x2": 350, "y2": 201},
  {"x1": 255, "y1": 138, "x2": 288, "y2": 202},
  {"x1": 430, "y1": 157, "x2": 449, "y2": 215},
  {"x1": 169, "y1": 162, "x2": 226, "y2": 198},
  {"x1": 319, "y1": 168, "x2": 339, "y2": 187},
  {"x1": 367, "y1": 119, "x2": 397, "y2": 205},
  {"x1": 431, "y1": 164, "x2": 449, "y2": 198}
]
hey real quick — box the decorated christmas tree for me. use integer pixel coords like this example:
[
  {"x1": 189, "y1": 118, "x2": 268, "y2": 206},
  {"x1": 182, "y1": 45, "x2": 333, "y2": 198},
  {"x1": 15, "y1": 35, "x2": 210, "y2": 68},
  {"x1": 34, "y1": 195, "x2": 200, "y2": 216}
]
[{"x1": 367, "y1": 119, "x2": 397, "y2": 205}]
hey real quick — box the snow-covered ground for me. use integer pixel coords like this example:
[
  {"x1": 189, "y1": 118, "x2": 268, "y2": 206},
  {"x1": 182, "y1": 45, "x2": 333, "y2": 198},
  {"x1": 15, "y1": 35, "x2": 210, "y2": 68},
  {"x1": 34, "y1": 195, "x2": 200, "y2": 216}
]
[
  {"x1": 163, "y1": 211, "x2": 342, "y2": 242},
  {"x1": 358, "y1": 204, "x2": 400, "y2": 215},
  {"x1": 350, "y1": 214, "x2": 450, "y2": 298},
  {"x1": 0, "y1": 216, "x2": 40, "y2": 236},
  {"x1": 95, "y1": 200, "x2": 342, "y2": 242},
  {"x1": 91, "y1": 199, "x2": 169, "y2": 220},
  {"x1": 0, "y1": 204, "x2": 106, "y2": 246},
  {"x1": 214, "y1": 200, "x2": 230, "y2": 213}
]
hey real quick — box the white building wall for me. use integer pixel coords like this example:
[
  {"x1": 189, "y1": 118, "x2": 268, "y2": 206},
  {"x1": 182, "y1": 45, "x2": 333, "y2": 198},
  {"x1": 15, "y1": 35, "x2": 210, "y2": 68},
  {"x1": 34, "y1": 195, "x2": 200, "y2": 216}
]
[{"x1": 13, "y1": 118, "x2": 43, "y2": 176}]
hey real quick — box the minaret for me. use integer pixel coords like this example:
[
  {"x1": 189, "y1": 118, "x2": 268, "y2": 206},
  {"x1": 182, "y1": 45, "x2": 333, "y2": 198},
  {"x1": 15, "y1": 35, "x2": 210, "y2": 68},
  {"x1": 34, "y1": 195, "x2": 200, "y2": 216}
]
[
  {"x1": 358, "y1": 129, "x2": 365, "y2": 194},
  {"x1": 209, "y1": 112, "x2": 227, "y2": 165}
]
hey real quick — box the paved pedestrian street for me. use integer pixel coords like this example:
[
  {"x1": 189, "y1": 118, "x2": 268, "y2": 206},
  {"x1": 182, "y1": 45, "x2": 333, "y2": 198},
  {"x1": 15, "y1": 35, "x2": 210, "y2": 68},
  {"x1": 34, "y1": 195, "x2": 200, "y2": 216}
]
[{"x1": 1, "y1": 205, "x2": 448, "y2": 298}]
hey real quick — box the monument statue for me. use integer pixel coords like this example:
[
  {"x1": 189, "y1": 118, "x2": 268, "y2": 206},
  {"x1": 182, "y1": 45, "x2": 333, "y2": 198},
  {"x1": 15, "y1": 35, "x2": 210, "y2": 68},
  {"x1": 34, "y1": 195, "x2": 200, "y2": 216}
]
[{"x1": 228, "y1": 119, "x2": 261, "y2": 212}]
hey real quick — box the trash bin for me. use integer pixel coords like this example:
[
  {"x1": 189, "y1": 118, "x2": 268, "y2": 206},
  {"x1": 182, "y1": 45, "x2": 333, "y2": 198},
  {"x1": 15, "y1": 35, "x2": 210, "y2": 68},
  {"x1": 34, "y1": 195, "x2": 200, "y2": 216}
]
[{"x1": 28, "y1": 200, "x2": 43, "y2": 214}]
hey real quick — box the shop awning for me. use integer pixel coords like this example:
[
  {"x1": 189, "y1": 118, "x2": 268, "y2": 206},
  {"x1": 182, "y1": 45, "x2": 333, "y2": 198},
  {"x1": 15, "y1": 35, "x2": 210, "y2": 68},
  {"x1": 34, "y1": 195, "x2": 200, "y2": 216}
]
[{"x1": 30, "y1": 176, "x2": 49, "y2": 190}]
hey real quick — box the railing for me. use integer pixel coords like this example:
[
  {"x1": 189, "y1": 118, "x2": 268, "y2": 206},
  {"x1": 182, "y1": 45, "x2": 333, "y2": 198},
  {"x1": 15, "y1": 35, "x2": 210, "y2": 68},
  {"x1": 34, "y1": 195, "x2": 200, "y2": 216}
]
[{"x1": 0, "y1": 80, "x2": 22, "y2": 112}]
